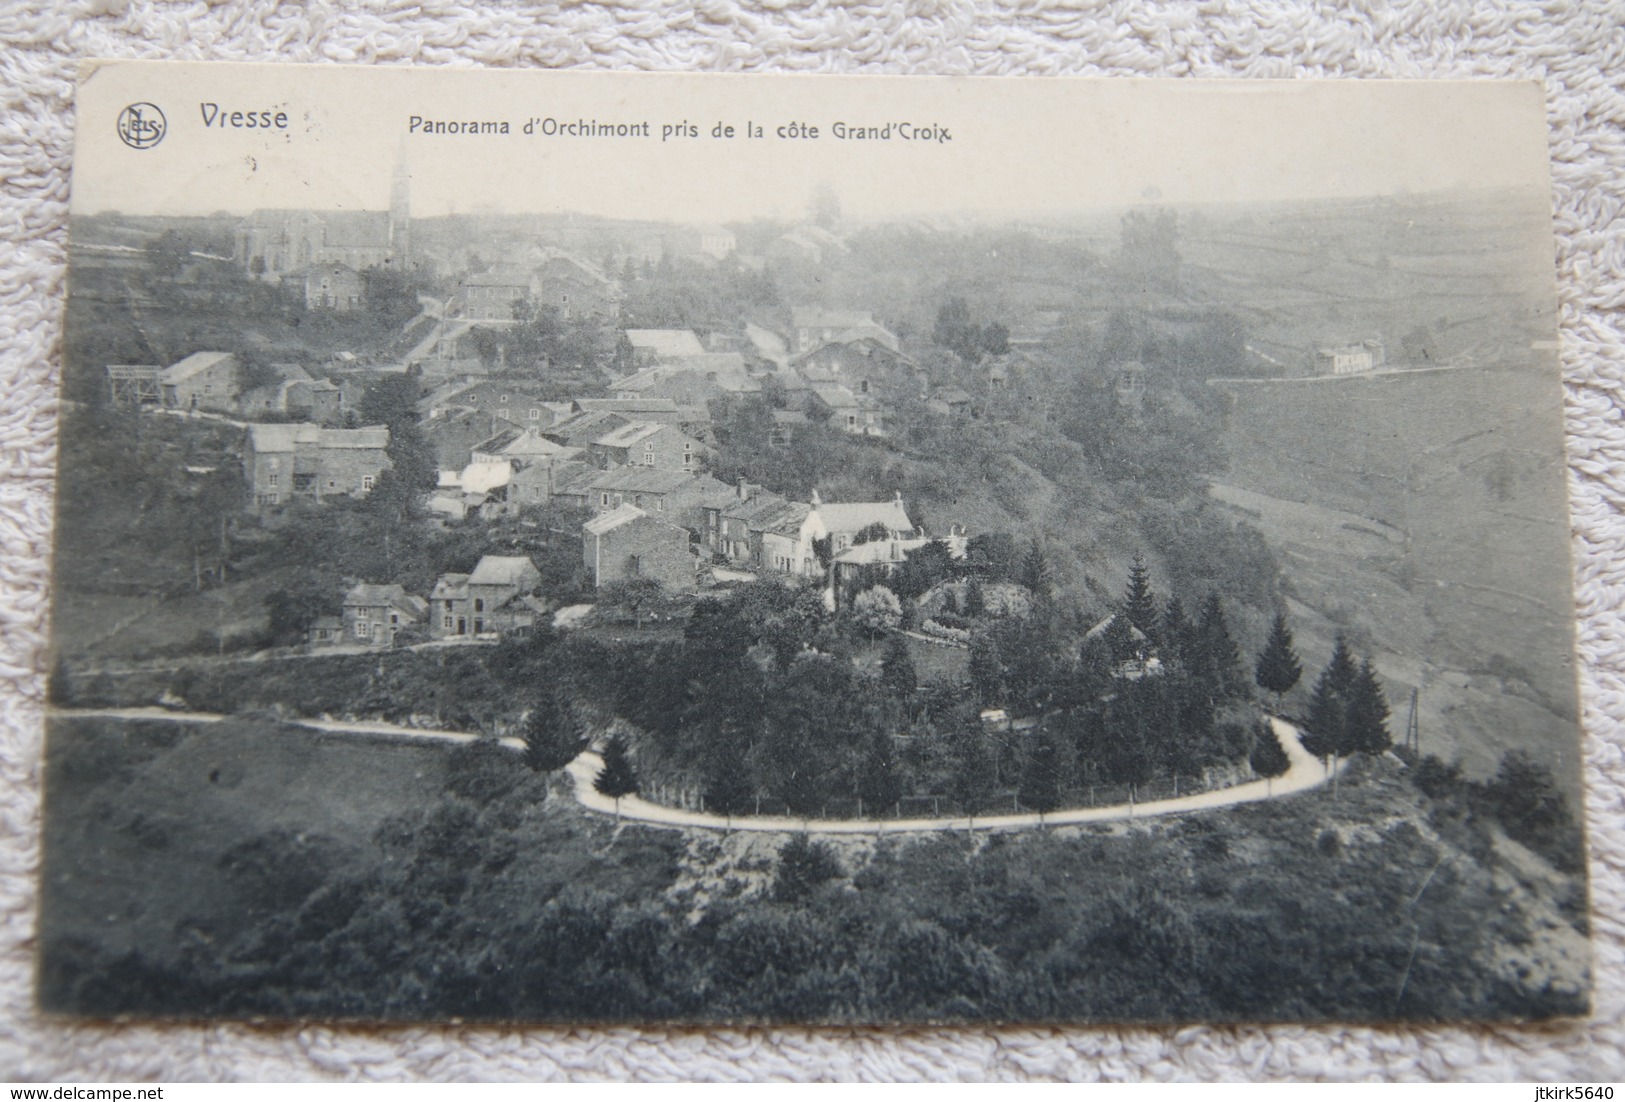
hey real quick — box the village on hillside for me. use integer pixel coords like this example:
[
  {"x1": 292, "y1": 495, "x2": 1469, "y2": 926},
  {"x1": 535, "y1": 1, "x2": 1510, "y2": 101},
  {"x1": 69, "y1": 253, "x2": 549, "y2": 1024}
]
[{"x1": 44, "y1": 162, "x2": 1592, "y2": 1025}]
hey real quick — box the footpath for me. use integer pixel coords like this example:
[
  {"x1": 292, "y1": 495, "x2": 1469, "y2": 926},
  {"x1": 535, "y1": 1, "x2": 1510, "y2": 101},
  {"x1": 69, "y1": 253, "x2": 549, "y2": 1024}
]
[{"x1": 59, "y1": 708, "x2": 1333, "y2": 836}]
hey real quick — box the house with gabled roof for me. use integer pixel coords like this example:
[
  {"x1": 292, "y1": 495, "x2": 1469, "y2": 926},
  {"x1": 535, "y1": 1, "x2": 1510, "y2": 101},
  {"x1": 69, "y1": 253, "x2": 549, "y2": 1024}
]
[
  {"x1": 160, "y1": 351, "x2": 241, "y2": 412},
  {"x1": 428, "y1": 555, "x2": 542, "y2": 640},
  {"x1": 460, "y1": 266, "x2": 532, "y2": 322},
  {"x1": 584, "y1": 504, "x2": 697, "y2": 592},
  {"x1": 789, "y1": 308, "x2": 899, "y2": 354},
  {"x1": 770, "y1": 490, "x2": 915, "y2": 579},
  {"x1": 244, "y1": 423, "x2": 392, "y2": 512},
  {"x1": 625, "y1": 328, "x2": 706, "y2": 365},
  {"x1": 342, "y1": 583, "x2": 428, "y2": 647},
  {"x1": 811, "y1": 383, "x2": 886, "y2": 437},
  {"x1": 591, "y1": 421, "x2": 707, "y2": 472}
]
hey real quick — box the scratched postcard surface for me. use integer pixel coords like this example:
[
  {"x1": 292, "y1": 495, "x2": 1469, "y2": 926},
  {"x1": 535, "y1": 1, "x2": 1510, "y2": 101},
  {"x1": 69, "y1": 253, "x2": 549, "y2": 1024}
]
[{"x1": 38, "y1": 63, "x2": 1589, "y2": 1023}]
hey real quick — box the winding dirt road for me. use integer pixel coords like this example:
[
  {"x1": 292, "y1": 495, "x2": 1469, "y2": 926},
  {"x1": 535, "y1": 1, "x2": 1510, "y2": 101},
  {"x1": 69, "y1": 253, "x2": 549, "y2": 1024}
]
[{"x1": 57, "y1": 708, "x2": 1333, "y2": 835}]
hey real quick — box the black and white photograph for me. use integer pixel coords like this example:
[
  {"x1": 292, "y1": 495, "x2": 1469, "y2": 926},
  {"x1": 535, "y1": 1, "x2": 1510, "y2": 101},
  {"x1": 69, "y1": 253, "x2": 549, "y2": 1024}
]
[{"x1": 33, "y1": 65, "x2": 1591, "y2": 1027}]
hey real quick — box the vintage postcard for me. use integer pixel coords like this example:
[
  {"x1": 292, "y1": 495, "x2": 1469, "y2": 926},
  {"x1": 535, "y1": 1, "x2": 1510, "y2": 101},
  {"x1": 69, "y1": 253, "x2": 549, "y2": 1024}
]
[{"x1": 39, "y1": 64, "x2": 1589, "y2": 1024}]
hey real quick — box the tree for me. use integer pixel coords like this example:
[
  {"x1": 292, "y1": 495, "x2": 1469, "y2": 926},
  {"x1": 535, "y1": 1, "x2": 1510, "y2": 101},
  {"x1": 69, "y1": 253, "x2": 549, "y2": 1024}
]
[
  {"x1": 1121, "y1": 554, "x2": 1159, "y2": 644},
  {"x1": 523, "y1": 695, "x2": 588, "y2": 772},
  {"x1": 593, "y1": 734, "x2": 639, "y2": 815},
  {"x1": 852, "y1": 521, "x2": 891, "y2": 546},
  {"x1": 880, "y1": 634, "x2": 917, "y2": 701},
  {"x1": 856, "y1": 732, "x2": 903, "y2": 817},
  {"x1": 772, "y1": 835, "x2": 842, "y2": 902},
  {"x1": 1249, "y1": 720, "x2": 1291, "y2": 792},
  {"x1": 852, "y1": 585, "x2": 903, "y2": 638},
  {"x1": 1301, "y1": 635, "x2": 1359, "y2": 790},
  {"x1": 1254, "y1": 612, "x2": 1303, "y2": 709},
  {"x1": 597, "y1": 576, "x2": 664, "y2": 629},
  {"x1": 1344, "y1": 659, "x2": 1392, "y2": 756},
  {"x1": 963, "y1": 577, "x2": 987, "y2": 618},
  {"x1": 1018, "y1": 728, "x2": 1065, "y2": 818},
  {"x1": 262, "y1": 585, "x2": 334, "y2": 647},
  {"x1": 1020, "y1": 541, "x2": 1051, "y2": 603},
  {"x1": 1193, "y1": 592, "x2": 1246, "y2": 705},
  {"x1": 948, "y1": 711, "x2": 997, "y2": 821}
]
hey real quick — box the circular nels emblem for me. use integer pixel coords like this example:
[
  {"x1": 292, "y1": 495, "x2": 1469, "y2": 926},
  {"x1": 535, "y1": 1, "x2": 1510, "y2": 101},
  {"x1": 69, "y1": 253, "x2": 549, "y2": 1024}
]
[{"x1": 116, "y1": 103, "x2": 166, "y2": 149}]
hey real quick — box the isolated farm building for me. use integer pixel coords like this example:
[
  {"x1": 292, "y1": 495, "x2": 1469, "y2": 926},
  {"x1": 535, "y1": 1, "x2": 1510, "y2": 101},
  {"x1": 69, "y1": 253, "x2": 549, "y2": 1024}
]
[
  {"x1": 584, "y1": 504, "x2": 697, "y2": 592},
  {"x1": 1315, "y1": 339, "x2": 1385, "y2": 376},
  {"x1": 244, "y1": 423, "x2": 391, "y2": 512},
  {"x1": 591, "y1": 421, "x2": 706, "y2": 472},
  {"x1": 160, "y1": 351, "x2": 241, "y2": 412},
  {"x1": 342, "y1": 583, "x2": 428, "y2": 647}
]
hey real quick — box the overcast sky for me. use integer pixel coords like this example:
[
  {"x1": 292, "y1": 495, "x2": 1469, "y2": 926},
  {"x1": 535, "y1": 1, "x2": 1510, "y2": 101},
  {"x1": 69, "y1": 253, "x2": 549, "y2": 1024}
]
[{"x1": 74, "y1": 64, "x2": 1554, "y2": 224}]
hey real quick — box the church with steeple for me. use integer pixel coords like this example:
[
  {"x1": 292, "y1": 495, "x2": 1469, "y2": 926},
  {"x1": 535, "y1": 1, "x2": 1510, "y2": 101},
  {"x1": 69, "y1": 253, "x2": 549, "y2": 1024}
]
[{"x1": 233, "y1": 146, "x2": 414, "y2": 281}]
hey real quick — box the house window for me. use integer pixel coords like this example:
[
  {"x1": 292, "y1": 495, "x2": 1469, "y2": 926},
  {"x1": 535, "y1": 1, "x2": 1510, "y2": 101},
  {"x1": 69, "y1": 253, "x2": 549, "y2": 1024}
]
[
  {"x1": 847, "y1": 415, "x2": 857, "y2": 429},
  {"x1": 268, "y1": 473, "x2": 279, "y2": 488},
  {"x1": 643, "y1": 453, "x2": 654, "y2": 467},
  {"x1": 474, "y1": 599, "x2": 484, "y2": 612},
  {"x1": 500, "y1": 394, "x2": 509, "y2": 403},
  {"x1": 443, "y1": 615, "x2": 452, "y2": 629},
  {"x1": 362, "y1": 475, "x2": 374, "y2": 492},
  {"x1": 601, "y1": 493, "x2": 610, "y2": 506},
  {"x1": 474, "y1": 619, "x2": 484, "y2": 634},
  {"x1": 390, "y1": 614, "x2": 399, "y2": 625},
  {"x1": 327, "y1": 480, "x2": 337, "y2": 490},
  {"x1": 529, "y1": 409, "x2": 541, "y2": 419},
  {"x1": 860, "y1": 380, "x2": 869, "y2": 394}
]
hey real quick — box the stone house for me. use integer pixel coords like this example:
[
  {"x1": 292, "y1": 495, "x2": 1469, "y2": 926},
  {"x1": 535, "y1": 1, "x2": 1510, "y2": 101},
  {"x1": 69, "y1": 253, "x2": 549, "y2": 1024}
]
[
  {"x1": 771, "y1": 491, "x2": 915, "y2": 579},
  {"x1": 590, "y1": 421, "x2": 706, "y2": 472},
  {"x1": 303, "y1": 264, "x2": 364, "y2": 311},
  {"x1": 460, "y1": 266, "x2": 532, "y2": 322},
  {"x1": 583, "y1": 504, "x2": 697, "y2": 592},
  {"x1": 342, "y1": 583, "x2": 428, "y2": 647},
  {"x1": 160, "y1": 351, "x2": 241, "y2": 412},
  {"x1": 244, "y1": 423, "x2": 392, "y2": 512},
  {"x1": 789, "y1": 308, "x2": 899, "y2": 354},
  {"x1": 428, "y1": 555, "x2": 542, "y2": 639}
]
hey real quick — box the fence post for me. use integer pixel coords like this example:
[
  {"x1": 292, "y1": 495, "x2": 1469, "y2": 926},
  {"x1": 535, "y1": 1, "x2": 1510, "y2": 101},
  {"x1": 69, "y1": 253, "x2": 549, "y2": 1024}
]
[
  {"x1": 1174, "y1": 775, "x2": 1179, "y2": 798},
  {"x1": 755, "y1": 795, "x2": 761, "y2": 816},
  {"x1": 932, "y1": 796, "x2": 940, "y2": 816},
  {"x1": 857, "y1": 798, "x2": 863, "y2": 819}
]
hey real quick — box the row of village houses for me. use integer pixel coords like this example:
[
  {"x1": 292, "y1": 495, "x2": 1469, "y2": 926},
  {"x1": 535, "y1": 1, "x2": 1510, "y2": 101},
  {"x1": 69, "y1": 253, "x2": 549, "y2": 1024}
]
[{"x1": 310, "y1": 485, "x2": 959, "y2": 649}]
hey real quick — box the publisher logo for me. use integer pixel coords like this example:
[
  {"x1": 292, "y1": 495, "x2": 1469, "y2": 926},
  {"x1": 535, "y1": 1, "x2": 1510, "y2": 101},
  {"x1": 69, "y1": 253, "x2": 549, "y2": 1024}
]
[{"x1": 117, "y1": 103, "x2": 166, "y2": 149}]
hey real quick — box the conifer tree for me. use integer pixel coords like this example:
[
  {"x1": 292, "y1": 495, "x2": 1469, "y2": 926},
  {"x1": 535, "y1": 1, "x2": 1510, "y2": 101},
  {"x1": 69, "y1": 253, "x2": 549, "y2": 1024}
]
[
  {"x1": 522, "y1": 694, "x2": 587, "y2": 772},
  {"x1": 1196, "y1": 592, "x2": 1247, "y2": 704},
  {"x1": 1123, "y1": 554, "x2": 1159, "y2": 635},
  {"x1": 1345, "y1": 659, "x2": 1392, "y2": 755},
  {"x1": 949, "y1": 713, "x2": 997, "y2": 821},
  {"x1": 857, "y1": 732, "x2": 903, "y2": 817},
  {"x1": 1101, "y1": 612, "x2": 1140, "y2": 665},
  {"x1": 1161, "y1": 596, "x2": 1193, "y2": 669},
  {"x1": 880, "y1": 633, "x2": 917, "y2": 702},
  {"x1": 1249, "y1": 720, "x2": 1292, "y2": 792},
  {"x1": 963, "y1": 577, "x2": 987, "y2": 618},
  {"x1": 1021, "y1": 541, "x2": 1052, "y2": 602},
  {"x1": 1018, "y1": 728, "x2": 1065, "y2": 817},
  {"x1": 1254, "y1": 611, "x2": 1303, "y2": 709},
  {"x1": 594, "y1": 734, "x2": 640, "y2": 815},
  {"x1": 1301, "y1": 634, "x2": 1356, "y2": 763}
]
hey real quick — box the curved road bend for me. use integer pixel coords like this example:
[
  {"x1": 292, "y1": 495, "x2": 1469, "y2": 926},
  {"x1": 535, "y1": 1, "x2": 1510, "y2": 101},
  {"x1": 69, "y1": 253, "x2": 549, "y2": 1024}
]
[{"x1": 56, "y1": 708, "x2": 1332, "y2": 835}]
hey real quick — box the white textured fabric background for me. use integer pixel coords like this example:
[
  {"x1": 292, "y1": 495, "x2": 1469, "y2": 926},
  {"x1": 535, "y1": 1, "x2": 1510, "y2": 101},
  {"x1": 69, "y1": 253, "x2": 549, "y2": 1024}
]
[{"x1": 2, "y1": 0, "x2": 1622, "y2": 1082}]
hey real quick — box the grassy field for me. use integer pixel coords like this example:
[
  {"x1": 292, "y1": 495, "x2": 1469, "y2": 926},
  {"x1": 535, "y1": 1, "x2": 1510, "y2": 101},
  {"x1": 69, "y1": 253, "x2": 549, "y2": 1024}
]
[{"x1": 1209, "y1": 363, "x2": 1581, "y2": 784}]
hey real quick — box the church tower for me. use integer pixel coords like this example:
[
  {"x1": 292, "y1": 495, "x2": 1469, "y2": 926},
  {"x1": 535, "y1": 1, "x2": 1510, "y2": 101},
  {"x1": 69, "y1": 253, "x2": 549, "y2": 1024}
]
[{"x1": 389, "y1": 144, "x2": 412, "y2": 267}]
